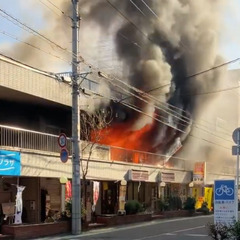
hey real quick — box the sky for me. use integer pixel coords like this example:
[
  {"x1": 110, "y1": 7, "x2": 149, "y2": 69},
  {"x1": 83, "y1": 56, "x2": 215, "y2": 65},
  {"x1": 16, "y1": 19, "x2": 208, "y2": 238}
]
[{"x1": 0, "y1": 0, "x2": 240, "y2": 72}]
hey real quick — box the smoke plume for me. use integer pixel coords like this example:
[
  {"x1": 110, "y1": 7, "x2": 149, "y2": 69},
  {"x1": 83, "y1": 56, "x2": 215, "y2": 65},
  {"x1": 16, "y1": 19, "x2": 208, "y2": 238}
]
[
  {"x1": 81, "y1": 0, "x2": 229, "y2": 159},
  {"x1": 2, "y1": 0, "x2": 234, "y2": 163}
]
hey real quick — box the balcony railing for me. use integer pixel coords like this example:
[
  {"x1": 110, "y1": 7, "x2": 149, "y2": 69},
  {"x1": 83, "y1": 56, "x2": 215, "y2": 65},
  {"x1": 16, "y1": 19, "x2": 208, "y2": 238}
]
[
  {"x1": 0, "y1": 124, "x2": 186, "y2": 170},
  {"x1": 0, "y1": 124, "x2": 71, "y2": 153},
  {"x1": 109, "y1": 146, "x2": 186, "y2": 169}
]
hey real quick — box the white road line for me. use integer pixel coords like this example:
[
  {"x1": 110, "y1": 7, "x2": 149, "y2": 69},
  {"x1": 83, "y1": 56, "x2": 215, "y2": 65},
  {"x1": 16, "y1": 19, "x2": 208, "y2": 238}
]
[
  {"x1": 173, "y1": 225, "x2": 205, "y2": 233},
  {"x1": 132, "y1": 225, "x2": 206, "y2": 240},
  {"x1": 185, "y1": 234, "x2": 208, "y2": 237}
]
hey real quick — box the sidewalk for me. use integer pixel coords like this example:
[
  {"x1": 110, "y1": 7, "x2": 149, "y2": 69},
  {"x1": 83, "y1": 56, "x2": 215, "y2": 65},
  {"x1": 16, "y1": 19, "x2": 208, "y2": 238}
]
[
  {"x1": 31, "y1": 213, "x2": 209, "y2": 240},
  {"x1": 0, "y1": 211, "x2": 206, "y2": 239}
]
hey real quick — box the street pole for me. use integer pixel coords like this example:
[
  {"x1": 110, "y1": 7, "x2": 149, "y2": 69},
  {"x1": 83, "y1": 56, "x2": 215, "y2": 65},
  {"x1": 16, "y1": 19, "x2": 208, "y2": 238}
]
[
  {"x1": 71, "y1": 0, "x2": 81, "y2": 234},
  {"x1": 236, "y1": 130, "x2": 240, "y2": 221}
]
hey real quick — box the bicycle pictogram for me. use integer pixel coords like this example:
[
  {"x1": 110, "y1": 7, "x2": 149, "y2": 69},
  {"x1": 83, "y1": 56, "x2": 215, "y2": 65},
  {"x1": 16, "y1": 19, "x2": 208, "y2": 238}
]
[{"x1": 215, "y1": 185, "x2": 234, "y2": 196}]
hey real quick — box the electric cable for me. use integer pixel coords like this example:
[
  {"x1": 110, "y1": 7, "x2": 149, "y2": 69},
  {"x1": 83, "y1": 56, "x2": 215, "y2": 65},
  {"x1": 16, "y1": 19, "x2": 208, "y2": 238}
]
[
  {"x1": 38, "y1": 0, "x2": 62, "y2": 17},
  {"x1": 89, "y1": 91, "x2": 232, "y2": 151},
  {"x1": 0, "y1": 7, "x2": 80, "y2": 62},
  {"x1": 0, "y1": 30, "x2": 72, "y2": 66},
  {"x1": 86, "y1": 74, "x2": 233, "y2": 145},
  {"x1": 80, "y1": 55, "x2": 238, "y2": 139}
]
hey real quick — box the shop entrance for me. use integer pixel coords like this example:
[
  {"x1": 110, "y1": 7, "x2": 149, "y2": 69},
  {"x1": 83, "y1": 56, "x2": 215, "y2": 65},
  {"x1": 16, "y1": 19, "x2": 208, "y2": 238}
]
[{"x1": 101, "y1": 181, "x2": 117, "y2": 214}]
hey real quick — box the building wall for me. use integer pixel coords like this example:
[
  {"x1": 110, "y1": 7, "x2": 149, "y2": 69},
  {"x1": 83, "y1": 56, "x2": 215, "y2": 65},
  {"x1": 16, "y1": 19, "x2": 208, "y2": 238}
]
[
  {"x1": 18, "y1": 148, "x2": 192, "y2": 184},
  {"x1": 21, "y1": 151, "x2": 72, "y2": 179},
  {"x1": 0, "y1": 56, "x2": 71, "y2": 106}
]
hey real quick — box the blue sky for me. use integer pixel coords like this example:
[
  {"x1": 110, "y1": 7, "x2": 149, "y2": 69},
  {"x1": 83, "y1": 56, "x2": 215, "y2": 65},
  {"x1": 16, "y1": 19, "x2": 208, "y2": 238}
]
[
  {"x1": 0, "y1": 0, "x2": 240, "y2": 71},
  {"x1": 0, "y1": 1, "x2": 46, "y2": 44}
]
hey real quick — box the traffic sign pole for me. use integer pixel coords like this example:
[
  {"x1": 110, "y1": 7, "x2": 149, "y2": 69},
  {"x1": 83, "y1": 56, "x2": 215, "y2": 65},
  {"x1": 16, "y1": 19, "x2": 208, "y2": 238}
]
[
  {"x1": 236, "y1": 130, "x2": 240, "y2": 221},
  {"x1": 232, "y1": 127, "x2": 240, "y2": 221}
]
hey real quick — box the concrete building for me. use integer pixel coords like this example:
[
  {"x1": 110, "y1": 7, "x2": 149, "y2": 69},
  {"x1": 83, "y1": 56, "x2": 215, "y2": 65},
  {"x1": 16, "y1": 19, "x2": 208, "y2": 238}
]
[{"x1": 1, "y1": 53, "x2": 238, "y2": 226}]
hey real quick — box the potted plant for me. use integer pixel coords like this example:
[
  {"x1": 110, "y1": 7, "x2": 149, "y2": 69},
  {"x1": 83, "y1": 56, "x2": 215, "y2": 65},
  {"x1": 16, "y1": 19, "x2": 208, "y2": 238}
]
[{"x1": 183, "y1": 197, "x2": 196, "y2": 214}]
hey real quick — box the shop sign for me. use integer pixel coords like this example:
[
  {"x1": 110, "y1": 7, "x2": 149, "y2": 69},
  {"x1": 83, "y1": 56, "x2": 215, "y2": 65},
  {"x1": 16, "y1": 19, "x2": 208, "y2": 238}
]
[
  {"x1": 161, "y1": 172, "x2": 175, "y2": 182},
  {"x1": 0, "y1": 150, "x2": 21, "y2": 176},
  {"x1": 128, "y1": 169, "x2": 149, "y2": 181},
  {"x1": 193, "y1": 162, "x2": 205, "y2": 184}
]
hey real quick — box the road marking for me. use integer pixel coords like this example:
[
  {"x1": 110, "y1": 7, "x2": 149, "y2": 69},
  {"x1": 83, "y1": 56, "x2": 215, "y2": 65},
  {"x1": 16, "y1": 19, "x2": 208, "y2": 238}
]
[
  {"x1": 173, "y1": 225, "x2": 205, "y2": 233},
  {"x1": 185, "y1": 234, "x2": 208, "y2": 237},
  {"x1": 131, "y1": 225, "x2": 207, "y2": 240}
]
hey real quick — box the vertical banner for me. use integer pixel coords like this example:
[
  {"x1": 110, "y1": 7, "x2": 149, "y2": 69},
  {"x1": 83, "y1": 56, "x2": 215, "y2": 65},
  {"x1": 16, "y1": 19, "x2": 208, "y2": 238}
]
[
  {"x1": 204, "y1": 187, "x2": 213, "y2": 210},
  {"x1": 119, "y1": 185, "x2": 127, "y2": 211},
  {"x1": 14, "y1": 185, "x2": 25, "y2": 224},
  {"x1": 192, "y1": 187, "x2": 199, "y2": 199},
  {"x1": 65, "y1": 181, "x2": 72, "y2": 199},
  {"x1": 93, "y1": 181, "x2": 100, "y2": 207}
]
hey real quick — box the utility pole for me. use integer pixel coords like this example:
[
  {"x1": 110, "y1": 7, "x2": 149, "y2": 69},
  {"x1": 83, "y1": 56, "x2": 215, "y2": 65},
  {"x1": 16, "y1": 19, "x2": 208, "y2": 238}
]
[{"x1": 71, "y1": 0, "x2": 81, "y2": 235}]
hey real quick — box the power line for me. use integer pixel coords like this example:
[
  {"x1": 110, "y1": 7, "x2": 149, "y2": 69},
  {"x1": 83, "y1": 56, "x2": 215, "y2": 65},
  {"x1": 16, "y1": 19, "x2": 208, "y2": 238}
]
[
  {"x1": 141, "y1": 0, "x2": 159, "y2": 20},
  {"x1": 81, "y1": 53, "x2": 238, "y2": 139},
  {"x1": 96, "y1": 70, "x2": 233, "y2": 143},
  {"x1": 129, "y1": 0, "x2": 146, "y2": 17},
  {"x1": 38, "y1": 0, "x2": 62, "y2": 17},
  {"x1": 0, "y1": 30, "x2": 72, "y2": 66},
  {"x1": 0, "y1": 8, "x2": 67, "y2": 51},
  {"x1": 105, "y1": 0, "x2": 150, "y2": 40},
  {"x1": 81, "y1": 55, "x2": 236, "y2": 139},
  {"x1": 38, "y1": 0, "x2": 72, "y2": 22},
  {"x1": 90, "y1": 91, "x2": 232, "y2": 151},
  {"x1": 0, "y1": 6, "x2": 80, "y2": 65},
  {"x1": 45, "y1": 0, "x2": 69, "y2": 17}
]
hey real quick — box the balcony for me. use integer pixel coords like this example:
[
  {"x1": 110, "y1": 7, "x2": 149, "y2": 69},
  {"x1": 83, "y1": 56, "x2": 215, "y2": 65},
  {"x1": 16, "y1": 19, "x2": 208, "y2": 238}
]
[
  {"x1": 0, "y1": 124, "x2": 71, "y2": 153},
  {"x1": 0, "y1": 125, "x2": 186, "y2": 170}
]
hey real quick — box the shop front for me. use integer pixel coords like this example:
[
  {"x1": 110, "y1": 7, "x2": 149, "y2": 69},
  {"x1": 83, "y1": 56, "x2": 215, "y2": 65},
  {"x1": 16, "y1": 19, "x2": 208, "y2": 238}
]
[
  {"x1": 125, "y1": 169, "x2": 158, "y2": 209},
  {"x1": 158, "y1": 171, "x2": 188, "y2": 207}
]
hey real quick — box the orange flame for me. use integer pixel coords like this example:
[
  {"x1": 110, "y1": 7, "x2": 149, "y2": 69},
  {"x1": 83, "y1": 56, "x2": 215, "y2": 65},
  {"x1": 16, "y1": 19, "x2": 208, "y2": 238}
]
[{"x1": 93, "y1": 120, "x2": 154, "y2": 152}]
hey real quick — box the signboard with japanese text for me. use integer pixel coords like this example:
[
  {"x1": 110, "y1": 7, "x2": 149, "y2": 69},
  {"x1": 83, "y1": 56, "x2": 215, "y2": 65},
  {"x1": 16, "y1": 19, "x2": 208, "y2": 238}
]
[
  {"x1": 0, "y1": 150, "x2": 21, "y2": 176},
  {"x1": 214, "y1": 180, "x2": 236, "y2": 225},
  {"x1": 161, "y1": 172, "x2": 175, "y2": 182},
  {"x1": 127, "y1": 169, "x2": 149, "y2": 181},
  {"x1": 193, "y1": 162, "x2": 205, "y2": 184}
]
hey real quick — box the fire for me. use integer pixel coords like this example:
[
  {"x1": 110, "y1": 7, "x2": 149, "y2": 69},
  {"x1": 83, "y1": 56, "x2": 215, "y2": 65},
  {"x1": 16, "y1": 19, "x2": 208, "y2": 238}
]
[{"x1": 92, "y1": 120, "x2": 155, "y2": 152}]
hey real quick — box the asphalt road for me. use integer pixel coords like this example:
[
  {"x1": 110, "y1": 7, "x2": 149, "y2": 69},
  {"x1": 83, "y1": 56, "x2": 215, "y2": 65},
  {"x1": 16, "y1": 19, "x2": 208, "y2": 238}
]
[{"x1": 35, "y1": 215, "x2": 214, "y2": 240}]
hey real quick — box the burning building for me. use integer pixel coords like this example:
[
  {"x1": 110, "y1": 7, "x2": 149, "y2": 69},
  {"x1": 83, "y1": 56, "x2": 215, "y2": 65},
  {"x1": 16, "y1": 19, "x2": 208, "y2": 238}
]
[{"x1": 0, "y1": 0, "x2": 238, "y2": 223}]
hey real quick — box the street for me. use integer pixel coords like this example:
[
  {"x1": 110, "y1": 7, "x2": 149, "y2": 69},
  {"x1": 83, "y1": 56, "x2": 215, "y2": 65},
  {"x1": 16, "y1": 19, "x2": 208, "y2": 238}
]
[{"x1": 34, "y1": 215, "x2": 214, "y2": 240}]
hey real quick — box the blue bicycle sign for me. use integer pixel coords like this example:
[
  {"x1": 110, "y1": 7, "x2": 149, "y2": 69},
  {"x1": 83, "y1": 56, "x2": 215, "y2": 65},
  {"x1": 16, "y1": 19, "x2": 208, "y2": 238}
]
[
  {"x1": 215, "y1": 185, "x2": 234, "y2": 196},
  {"x1": 214, "y1": 180, "x2": 235, "y2": 200}
]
